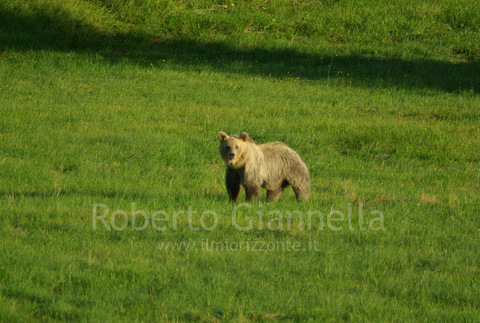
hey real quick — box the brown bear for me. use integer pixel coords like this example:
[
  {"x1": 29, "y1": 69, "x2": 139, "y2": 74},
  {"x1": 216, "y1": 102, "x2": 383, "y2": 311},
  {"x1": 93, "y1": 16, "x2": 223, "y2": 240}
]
[{"x1": 218, "y1": 131, "x2": 310, "y2": 202}]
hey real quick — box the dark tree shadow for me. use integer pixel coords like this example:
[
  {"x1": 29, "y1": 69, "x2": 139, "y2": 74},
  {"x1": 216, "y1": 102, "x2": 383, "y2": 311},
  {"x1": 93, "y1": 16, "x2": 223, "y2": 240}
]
[{"x1": 1, "y1": 3, "x2": 478, "y2": 94}]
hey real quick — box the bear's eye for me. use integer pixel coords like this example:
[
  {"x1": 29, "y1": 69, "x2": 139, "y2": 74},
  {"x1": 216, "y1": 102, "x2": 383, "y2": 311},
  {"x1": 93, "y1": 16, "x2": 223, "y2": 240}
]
[{"x1": 235, "y1": 145, "x2": 239, "y2": 149}]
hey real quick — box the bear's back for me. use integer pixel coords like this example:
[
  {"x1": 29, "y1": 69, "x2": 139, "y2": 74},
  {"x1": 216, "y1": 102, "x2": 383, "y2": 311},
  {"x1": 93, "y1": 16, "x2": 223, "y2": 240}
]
[{"x1": 258, "y1": 141, "x2": 300, "y2": 161}]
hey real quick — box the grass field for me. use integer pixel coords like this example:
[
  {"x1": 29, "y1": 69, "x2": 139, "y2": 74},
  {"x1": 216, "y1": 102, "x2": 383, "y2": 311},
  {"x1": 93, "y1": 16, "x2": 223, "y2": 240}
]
[{"x1": 1, "y1": 0, "x2": 479, "y2": 321}]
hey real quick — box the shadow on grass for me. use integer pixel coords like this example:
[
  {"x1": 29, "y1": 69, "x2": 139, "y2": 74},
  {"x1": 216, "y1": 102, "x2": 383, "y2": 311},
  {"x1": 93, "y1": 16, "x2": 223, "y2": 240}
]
[{"x1": 1, "y1": 3, "x2": 478, "y2": 94}]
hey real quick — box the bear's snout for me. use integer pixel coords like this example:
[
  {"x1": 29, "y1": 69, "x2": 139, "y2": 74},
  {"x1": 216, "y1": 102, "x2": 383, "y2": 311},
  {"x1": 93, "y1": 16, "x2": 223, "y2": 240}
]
[{"x1": 228, "y1": 153, "x2": 235, "y2": 160}]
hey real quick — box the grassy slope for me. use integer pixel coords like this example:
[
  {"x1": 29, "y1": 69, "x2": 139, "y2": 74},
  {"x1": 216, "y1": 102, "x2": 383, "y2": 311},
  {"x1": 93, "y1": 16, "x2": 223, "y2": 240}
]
[{"x1": 0, "y1": 0, "x2": 479, "y2": 321}]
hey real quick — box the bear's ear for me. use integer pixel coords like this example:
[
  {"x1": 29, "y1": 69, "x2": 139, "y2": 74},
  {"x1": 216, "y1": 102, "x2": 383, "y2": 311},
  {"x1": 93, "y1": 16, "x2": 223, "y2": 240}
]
[
  {"x1": 240, "y1": 132, "x2": 249, "y2": 142},
  {"x1": 218, "y1": 131, "x2": 228, "y2": 141}
]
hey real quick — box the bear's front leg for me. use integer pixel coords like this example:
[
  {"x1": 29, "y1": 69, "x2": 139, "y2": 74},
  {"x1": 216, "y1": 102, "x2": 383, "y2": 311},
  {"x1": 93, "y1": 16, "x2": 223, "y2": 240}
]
[
  {"x1": 244, "y1": 185, "x2": 259, "y2": 202},
  {"x1": 225, "y1": 167, "x2": 241, "y2": 202},
  {"x1": 267, "y1": 188, "x2": 283, "y2": 202}
]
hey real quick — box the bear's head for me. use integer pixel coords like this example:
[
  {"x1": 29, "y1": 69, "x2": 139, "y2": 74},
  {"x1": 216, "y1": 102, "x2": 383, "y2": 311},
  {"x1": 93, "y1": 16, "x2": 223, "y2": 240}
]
[{"x1": 218, "y1": 131, "x2": 251, "y2": 169}]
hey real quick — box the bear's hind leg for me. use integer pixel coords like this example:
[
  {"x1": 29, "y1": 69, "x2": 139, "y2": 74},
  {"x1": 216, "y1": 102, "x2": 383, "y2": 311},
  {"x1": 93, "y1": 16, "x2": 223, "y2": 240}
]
[{"x1": 291, "y1": 180, "x2": 310, "y2": 202}]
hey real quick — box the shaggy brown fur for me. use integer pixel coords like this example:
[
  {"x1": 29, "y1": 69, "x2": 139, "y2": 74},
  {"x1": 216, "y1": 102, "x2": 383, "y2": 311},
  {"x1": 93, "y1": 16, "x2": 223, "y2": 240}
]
[{"x1": 218, "y1": 131, "x2": 310, "y2": 202}]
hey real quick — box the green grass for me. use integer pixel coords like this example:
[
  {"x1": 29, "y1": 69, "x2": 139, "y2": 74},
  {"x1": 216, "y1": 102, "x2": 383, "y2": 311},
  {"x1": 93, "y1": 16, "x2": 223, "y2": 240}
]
[{"x1": 1, "y1": 0, "x2": 479, "y2": 321}]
